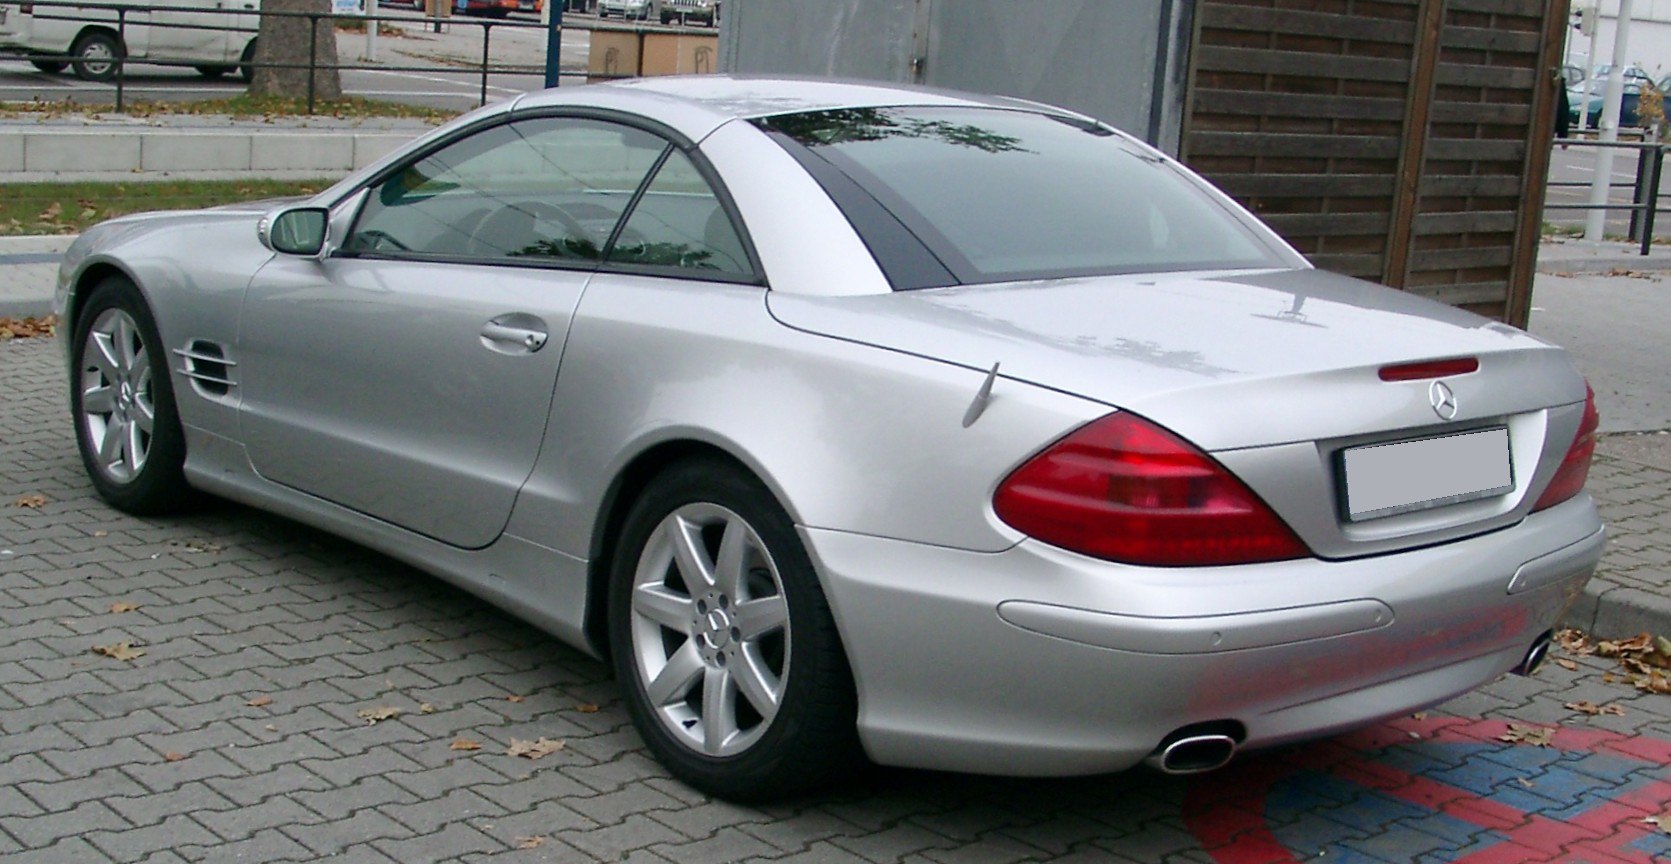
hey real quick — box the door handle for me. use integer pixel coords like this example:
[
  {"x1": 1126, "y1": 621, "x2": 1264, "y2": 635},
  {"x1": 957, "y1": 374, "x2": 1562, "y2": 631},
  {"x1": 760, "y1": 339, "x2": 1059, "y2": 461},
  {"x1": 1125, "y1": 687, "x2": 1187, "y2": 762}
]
[{"x1": 480, "y1": 319, "x2": 549, "y2": 353}]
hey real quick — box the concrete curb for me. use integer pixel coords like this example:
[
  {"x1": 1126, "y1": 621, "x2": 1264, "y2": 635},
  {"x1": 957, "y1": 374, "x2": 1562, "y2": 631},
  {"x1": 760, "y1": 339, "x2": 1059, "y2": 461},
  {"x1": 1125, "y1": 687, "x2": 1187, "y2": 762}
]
[
  {"x1": 1566, "y1": 580, "x2": 1671, "y2": 640},
  {"x1": 0, "y1": 126, "x2": 418, "y2": 178}
]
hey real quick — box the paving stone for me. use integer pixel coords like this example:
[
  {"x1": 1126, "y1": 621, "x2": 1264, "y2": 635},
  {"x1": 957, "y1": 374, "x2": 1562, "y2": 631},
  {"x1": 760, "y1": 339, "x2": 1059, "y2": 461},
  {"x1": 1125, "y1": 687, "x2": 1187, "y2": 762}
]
[
  {"x1": 18, "y1": 769, "x2": 149, "y2": 813},
  {"x1": 372, "y1": 822, "x2": 502, "y2": 861},
  {"x1": 555, "y1": 812, "x2": 687, "y2": 859},
  {"x1": 85, "y1": 813, "x2": 219, "y2": 863},
  {"x1": 5, "y1": 799, "x2": 131, "y2": 848},
  {"x1": 104, "y1": 782, "x2": 238, "y2": 829},
  {"x1": 379, "y1": 788, "x2": 505, "y2": 836},
  {"x1": 280, "y1": 807, "x2": 417, "y2": 856},
  {"x1": 185, "y1": 827, "x2": 315, "y2": 862}
]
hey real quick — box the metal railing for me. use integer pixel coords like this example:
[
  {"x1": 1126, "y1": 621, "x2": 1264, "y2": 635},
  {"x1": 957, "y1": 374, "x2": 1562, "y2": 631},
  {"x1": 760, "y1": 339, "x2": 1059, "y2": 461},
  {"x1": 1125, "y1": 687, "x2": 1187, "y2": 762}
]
[
  {"x1": 1545, "y1": 137, "x2": 1668, "y2": 256},
  {"x1": 0, "y1": 0, "x2": 713, "y2": 113}
]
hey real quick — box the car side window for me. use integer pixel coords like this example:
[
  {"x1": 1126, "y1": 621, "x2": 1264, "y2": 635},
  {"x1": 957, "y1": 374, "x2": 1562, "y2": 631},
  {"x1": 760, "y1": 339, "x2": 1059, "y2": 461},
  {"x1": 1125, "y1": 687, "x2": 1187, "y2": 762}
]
[
  {"x1": 346, "y1": 117, "x2": 669, "y2": 262},
  {"x1": 606, "y1": 148, "x2": 753, "y2": 278}
]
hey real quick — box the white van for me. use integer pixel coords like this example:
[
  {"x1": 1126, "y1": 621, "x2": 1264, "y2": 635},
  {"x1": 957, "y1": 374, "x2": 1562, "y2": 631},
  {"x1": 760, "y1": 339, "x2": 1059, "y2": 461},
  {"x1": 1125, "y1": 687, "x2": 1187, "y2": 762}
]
[{"x1": 0, "y1": 0, "x2": 260, "y2": 82}]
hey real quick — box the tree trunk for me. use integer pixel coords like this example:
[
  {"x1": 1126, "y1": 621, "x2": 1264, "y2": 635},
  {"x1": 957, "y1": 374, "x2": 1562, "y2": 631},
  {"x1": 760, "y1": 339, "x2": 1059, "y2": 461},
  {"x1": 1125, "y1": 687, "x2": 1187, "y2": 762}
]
[{"x1": 250, "y1": 0, "x2": 342, "y2": 102}]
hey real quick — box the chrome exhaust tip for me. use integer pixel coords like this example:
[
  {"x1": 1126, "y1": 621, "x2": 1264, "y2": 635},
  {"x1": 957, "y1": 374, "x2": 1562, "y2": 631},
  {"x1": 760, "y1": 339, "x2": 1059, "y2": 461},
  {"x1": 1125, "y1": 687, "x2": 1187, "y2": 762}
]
[
  {"x1": 1144, "y1": 733, "x2": 1238, "y2": 775},
  {"x1": 1512, "y1": 630, "x2": 1554, "y2": 677}
]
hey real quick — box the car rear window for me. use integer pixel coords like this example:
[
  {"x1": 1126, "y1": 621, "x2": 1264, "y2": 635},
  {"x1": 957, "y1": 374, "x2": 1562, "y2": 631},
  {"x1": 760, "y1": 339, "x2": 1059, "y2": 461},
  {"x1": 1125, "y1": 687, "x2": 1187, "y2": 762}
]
[{"x1": 756, "y1": 106, "x2": 1290, "y2": 289}]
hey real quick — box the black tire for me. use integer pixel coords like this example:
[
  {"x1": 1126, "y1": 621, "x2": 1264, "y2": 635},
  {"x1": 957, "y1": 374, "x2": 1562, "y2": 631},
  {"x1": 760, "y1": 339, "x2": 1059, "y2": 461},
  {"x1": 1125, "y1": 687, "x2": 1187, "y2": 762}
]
[
  {"x1": 30, "y1": 58, "x2": 68, "y2": 74},
  {"x1": 69, "y1": 276, "x2": 193, "y2": 515},
  {"x1": 194, "y1": 64, "x2": 231, "y2": 77},
  {"x1": 238, "y1": 39, "x2": 257, "y2": 83},
  {"x1": 608, "y1": 459, "x2": 863, "y2": 801},
  {"x1": 69, "y1": 31, "x2": 123, "y2": 83}
]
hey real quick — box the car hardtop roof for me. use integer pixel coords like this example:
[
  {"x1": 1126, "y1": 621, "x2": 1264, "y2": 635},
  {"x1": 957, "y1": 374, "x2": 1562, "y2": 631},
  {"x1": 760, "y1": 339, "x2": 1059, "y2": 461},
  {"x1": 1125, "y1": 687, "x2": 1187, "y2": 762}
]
[{"x1": 510, "y1": 75, "x2": 1094, "y2": 142}]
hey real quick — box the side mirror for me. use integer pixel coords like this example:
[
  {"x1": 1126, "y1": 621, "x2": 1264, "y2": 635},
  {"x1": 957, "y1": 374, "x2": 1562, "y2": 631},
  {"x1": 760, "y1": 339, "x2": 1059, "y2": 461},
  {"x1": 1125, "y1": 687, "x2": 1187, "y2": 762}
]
[{"x1": 259, "y1": 207, "x2": 330, "y2": 258}]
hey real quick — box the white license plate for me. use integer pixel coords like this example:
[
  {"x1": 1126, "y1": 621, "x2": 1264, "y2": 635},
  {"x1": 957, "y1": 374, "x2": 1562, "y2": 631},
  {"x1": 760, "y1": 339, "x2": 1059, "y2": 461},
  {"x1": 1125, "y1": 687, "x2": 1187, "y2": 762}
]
[{"x1": 1341, "y1": 427, "x2": 1513, "y2": 521}]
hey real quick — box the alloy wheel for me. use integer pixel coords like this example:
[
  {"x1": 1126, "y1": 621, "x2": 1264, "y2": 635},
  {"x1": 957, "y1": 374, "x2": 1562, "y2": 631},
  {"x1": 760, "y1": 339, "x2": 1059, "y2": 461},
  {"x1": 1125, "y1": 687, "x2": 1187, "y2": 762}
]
[
  {"x1": 79, "y1": 308, "x2": 154, "y2": 484},
  {"x1": 628, "y1": 502, "x2": 791, "y2": 757}
]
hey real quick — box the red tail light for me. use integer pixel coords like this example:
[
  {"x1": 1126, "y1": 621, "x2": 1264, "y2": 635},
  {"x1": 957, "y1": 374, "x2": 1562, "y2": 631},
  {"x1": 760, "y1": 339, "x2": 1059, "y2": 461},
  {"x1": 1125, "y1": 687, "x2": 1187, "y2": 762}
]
[
  {"x1": 994, "y1": 413, "x2": 1310, "y2": 567},
  {"x1": 1379, "y1": 357, "x2": 1479, "y2": 381},
  {"x1": 1532, "y1": 384, "x2": 1599, "y2": 512}
]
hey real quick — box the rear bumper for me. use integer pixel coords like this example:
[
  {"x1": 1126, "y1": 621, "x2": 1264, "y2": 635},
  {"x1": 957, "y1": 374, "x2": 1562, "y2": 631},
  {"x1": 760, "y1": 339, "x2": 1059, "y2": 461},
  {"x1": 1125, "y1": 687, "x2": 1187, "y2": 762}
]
[{"x1": 803, "y1": 495, "x2": 1603, "y2": 776}]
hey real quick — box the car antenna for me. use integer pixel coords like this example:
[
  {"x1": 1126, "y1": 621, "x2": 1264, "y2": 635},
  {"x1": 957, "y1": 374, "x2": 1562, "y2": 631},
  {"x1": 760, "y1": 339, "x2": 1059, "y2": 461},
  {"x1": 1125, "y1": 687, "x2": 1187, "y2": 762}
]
[{"x1": 962, "y1": 363, "x2": 1001, "y2": 428}]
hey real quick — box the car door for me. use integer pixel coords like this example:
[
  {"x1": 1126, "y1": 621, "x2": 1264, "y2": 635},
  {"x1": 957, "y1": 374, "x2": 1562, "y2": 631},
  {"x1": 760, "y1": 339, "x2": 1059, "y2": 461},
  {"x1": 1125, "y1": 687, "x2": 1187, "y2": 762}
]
[
  {"x1": 239, "y1": 114, "x2": 673, "y2": 548},
  {"x1": 147, "y1": 0, "x2": 228, "y2": 60}
]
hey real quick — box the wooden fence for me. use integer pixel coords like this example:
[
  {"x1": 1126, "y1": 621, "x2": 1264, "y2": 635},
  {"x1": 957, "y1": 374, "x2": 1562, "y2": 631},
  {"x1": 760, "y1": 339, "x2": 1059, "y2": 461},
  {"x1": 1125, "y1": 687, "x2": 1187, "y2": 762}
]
[{"x1": 1181, "y1": 0, "x2": 1568, "y2": 326}]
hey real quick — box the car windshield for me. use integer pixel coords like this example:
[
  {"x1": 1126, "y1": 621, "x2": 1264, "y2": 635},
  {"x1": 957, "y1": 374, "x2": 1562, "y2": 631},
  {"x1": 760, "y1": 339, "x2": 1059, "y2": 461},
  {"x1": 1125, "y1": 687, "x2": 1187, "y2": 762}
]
[{"x1": 756, "y1": 106, "x2": 1289, "y2": 288}]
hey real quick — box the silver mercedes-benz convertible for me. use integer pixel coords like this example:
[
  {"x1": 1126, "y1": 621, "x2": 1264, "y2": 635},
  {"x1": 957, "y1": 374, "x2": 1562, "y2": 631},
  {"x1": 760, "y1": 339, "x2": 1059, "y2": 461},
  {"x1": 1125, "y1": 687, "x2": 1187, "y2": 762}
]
[{"x1": 56, "y1": 76, "x2": 1605, "y2": 800}]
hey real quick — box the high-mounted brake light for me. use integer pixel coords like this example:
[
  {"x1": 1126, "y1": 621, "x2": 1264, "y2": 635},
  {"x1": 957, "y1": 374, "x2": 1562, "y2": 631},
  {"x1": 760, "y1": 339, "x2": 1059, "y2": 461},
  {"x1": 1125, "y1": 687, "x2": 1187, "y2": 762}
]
[
  {"x1": 1532, "y1": 384, "x2": 1599, "y2": 512},
  {"x1": 993, "y1": 413, "x2": 1310, "y2": 567},
  {"x1": 1379, "y1": 357, "x2": 1480, "y2": 382}
]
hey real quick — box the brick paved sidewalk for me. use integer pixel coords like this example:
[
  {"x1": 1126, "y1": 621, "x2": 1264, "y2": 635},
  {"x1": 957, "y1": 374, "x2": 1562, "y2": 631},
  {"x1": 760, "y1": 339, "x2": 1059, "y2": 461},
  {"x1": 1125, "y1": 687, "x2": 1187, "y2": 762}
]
[
  {"x1": 4, "y1": 335, "x2": 1670, "y2": 864},
  {"x1": 1566, "y1": 453, "x2": 1671, "y2": 639}
]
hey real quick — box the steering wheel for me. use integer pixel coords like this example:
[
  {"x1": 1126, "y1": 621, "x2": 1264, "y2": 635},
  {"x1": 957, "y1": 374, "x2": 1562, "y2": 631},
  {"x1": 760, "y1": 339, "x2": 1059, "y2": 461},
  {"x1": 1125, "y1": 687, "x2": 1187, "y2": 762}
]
[
  {"x1": 353, "y1": 229, "x2": 411, "y2": 252},
  {"x1": 470, "y1": 201, "x2": 596, "y2": 258}
]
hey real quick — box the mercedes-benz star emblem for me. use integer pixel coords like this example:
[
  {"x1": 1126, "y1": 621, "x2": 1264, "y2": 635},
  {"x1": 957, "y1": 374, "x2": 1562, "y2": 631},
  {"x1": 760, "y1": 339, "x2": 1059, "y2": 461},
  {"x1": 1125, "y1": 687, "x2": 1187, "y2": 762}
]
[{"x1": 1429, "y1": 380, "x2": 1459, "y2": 420}]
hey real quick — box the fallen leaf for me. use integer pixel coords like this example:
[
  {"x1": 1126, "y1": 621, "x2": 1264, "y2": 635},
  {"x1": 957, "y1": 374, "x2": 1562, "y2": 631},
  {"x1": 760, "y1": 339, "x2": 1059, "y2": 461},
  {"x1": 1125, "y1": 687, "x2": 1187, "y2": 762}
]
[
  {"x1": 1646, "y1": 814, "x2": 1671, "y2": 835},
  {"x1": 449, "y1": 737, "x2": 483, "y2": 751},
  {"x1": 1635, "y1": 672, "x2": 1671, "y2": 695},
  {"x1": 1565, "y1": 700, "x2": 1605, "y2": 715},
  {"x1": 246, "y1": 695, "x2": 273, "y2": 707},
  {"x1": 108, "y1": 602, "x2": 139, "y2": 614},
  {"x1": 505, "y1": 737, "x2": 564, "y2": 760},
  {"x1": 1410, "y1": 712, "x2": 1427, "y2": 721},
  {"x1": 576, "y1": 703, "x2": 599, "y2": 714},
  {"x1": 92, "y1": 530, "x2": 108, "y2": 537},
  {"x1": 1555, "y1": 658, "x2": 1579, "y2": 671},
  {"x1": 1516, "y1": 777, "x2": 1536, "y2": 788},
  {"x1": 163, "y1": 751, "x2": 186, "y2": 762},
  {"x1": 356, "y1": 706, "x2": 402, "y2": 725},
  {"x1": 516, "y1": 836, "x2": 547, "y2": 849},
  {"x1": 1556, "y1": 628, "x2": 1596, "y2": 655},
  {"x1": 1498, "y1": 723, "x2": 1554, "y2": 747},
  {"x1": 92, "y1": 641, "x2": 146, "y2": 662},
  {"x1": 13, "y1": 494, "x2": 46, "y2": 509},
  {"x1": 419, "y1": 703, "x2": 435, "y2": 714},
  {"x1": 1604, "y1": 672, "x2": 1618, "y2": 684},
  {"x1": 505, "y1": 694, "x2": 525, "y2": 703}
]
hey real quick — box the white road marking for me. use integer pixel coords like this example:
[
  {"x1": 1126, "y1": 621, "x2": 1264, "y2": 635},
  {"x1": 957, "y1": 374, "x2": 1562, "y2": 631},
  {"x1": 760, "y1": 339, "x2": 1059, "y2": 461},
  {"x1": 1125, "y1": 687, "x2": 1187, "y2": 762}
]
[{"x1": 357, "y1": 67, "x2": 529, "y2": 94}]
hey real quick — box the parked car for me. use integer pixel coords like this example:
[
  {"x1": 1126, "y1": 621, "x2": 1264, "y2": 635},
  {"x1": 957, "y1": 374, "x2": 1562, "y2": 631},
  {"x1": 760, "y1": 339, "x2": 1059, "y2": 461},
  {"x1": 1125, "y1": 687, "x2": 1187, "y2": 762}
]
[
  {"x1": 1567, "y1": 63, "x2": 1656, "y2": 128},
  {"x1": 0, "y1": 0, "x2": 259, "y2": 81},
  {"x1": 660, "y1": 0, "x2": 714, "y2": 25},
  {"x1": 55, "y1": 76, "x2": 1603, "y2": 801},
  {"x1": 597, "y1": 0, "x2": 656, "y2": 20},
  {"x1": 456, "y1": 0, "x2": 518, "y2": 17}
]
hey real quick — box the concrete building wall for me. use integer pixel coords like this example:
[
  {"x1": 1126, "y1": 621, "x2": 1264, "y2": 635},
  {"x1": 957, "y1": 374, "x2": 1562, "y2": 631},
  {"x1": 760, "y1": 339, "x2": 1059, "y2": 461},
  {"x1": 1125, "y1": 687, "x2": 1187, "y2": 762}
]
[
  {"x1": 718, "y1": 0, "x2": 1192, "y2": 153},
  {"x1": 1572, "y1": 1, "x2": 1671, "y2": 79}
]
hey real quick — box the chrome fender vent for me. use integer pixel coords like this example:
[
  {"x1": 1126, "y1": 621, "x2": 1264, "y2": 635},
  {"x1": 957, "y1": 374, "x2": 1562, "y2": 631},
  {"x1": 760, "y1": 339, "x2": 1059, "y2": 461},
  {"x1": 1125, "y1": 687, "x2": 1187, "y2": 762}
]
[{"x1": 174, "y1": 340, "x2": 237, "y2": 398}]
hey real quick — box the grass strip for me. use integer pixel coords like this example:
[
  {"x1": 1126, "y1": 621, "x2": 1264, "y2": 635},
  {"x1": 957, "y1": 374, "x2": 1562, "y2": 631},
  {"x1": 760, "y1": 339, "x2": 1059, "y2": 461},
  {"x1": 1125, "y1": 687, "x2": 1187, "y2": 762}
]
[
  {"x1": 0, "y1": 94, "x2": 455, "y2": 122},
  {"x1": 1, "y1": 178, "x2": 335, "y2": 236}
]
